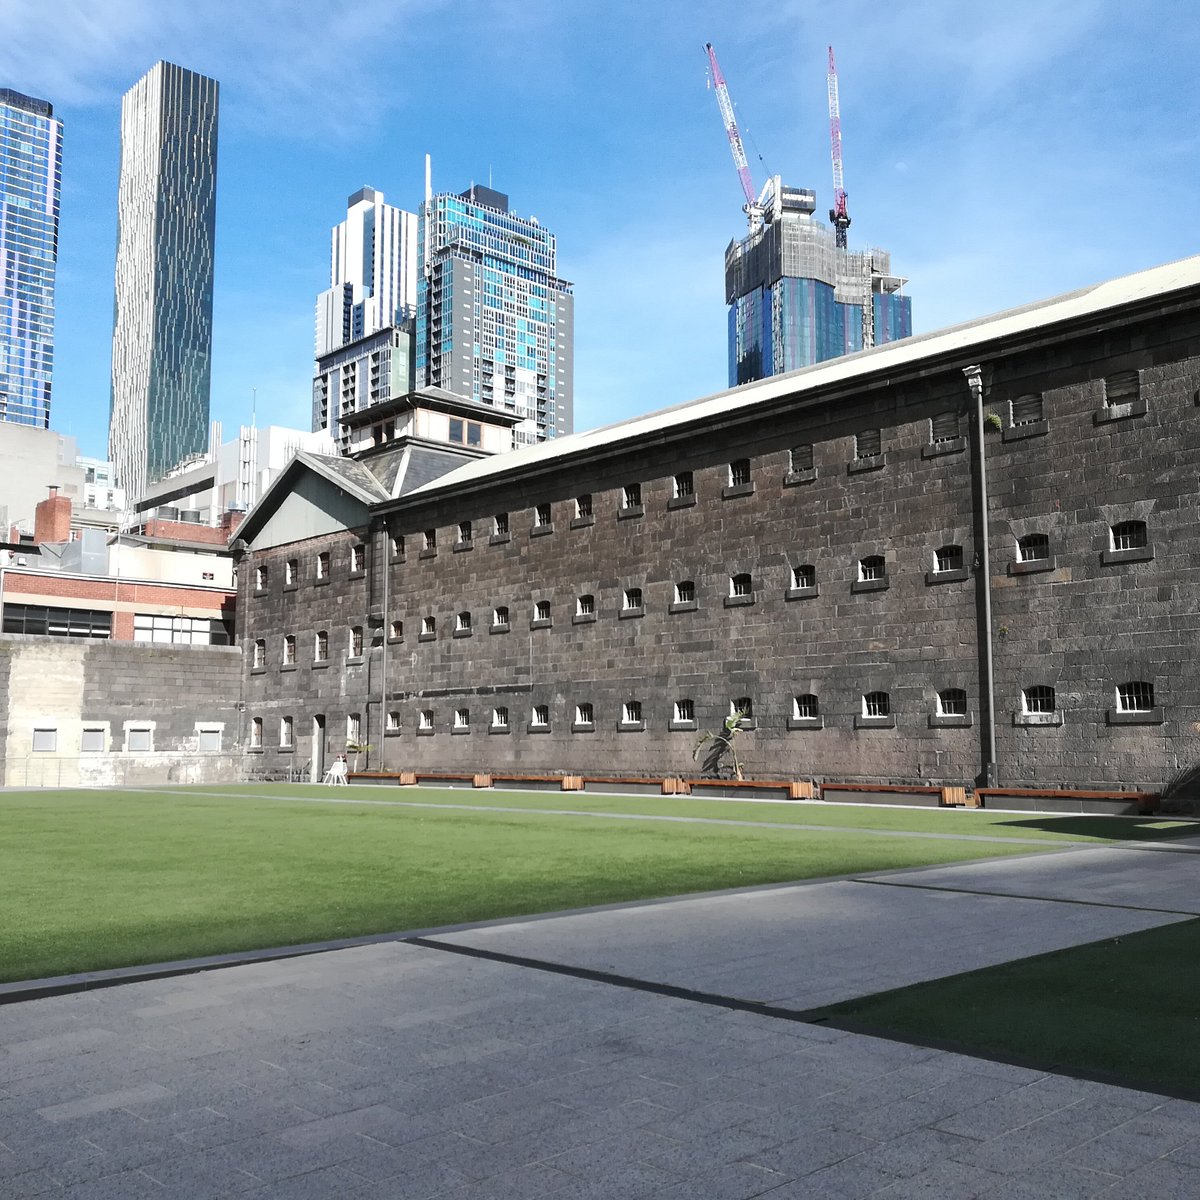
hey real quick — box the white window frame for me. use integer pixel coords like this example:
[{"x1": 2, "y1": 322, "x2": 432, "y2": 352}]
[
  {"x1": 80, "y1": 723, "x2": 109, "y2": 754},
  {"x1": 194, "y1": 722, "x2": 225, "y2": 753},
  {"x1": 31, "y1": 726, "x2": 57, "y2": 753},
  {"x1": 123, "y1": 720, "x2": 156, "y2": 753}
]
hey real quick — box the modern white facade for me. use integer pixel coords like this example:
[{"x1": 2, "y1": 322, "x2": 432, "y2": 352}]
[
  {"x1": 77, "y1": 456, "x2": 125, "y2": 513},
  {"x1": 109, "y1": 61, "x2": 219, "y2": 505},
  {"x1": 313, "y1": 188, "x2": 419, "y2": 444},
  {"x1": 137, "y1": 424, "x2": 336, "y2": 525},
  {"x1": 314, "y1": 187, "x2": 418, "y2": 358}
]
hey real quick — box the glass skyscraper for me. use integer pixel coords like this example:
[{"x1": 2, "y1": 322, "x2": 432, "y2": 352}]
[
  {"x1": 0, "y1": 89, "x2": 62, "y2": 429},
  {"x1": 417, "y1": 185, "x2": 572, "y2": 444},
  {"x1": 725, "y1": 178, "x2": 911, "y2": 386},
  {"x1": 109, "y1": 62, "x2": 219, "y2": 502}
]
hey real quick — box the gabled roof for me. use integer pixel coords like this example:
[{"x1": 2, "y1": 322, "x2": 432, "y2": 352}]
[
  {"x1": 233, "y1": 451, "x2": 391, "y2": 545},
  {"x1": 392, "y1": 254, "x2": 1200, "y2": 506}
]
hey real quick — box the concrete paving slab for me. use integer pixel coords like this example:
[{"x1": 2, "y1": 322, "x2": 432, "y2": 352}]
[
  {"x1": 863, "y1": 843, "x2": 1200, "y2": 914},
  {"x1": 0, "y1": 939, "x2": 1194, "y2": 1197},
  {"x1": 436, "y1": 867, "x2": 1188, "y2": 1009}
]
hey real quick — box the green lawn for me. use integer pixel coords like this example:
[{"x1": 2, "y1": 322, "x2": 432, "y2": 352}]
[
  {"x1": 2, "y1": 784, "x2": 1192, "y2": 985},
  {"x1": 177, "y1": 782, "x2": 1200, "y2": 843},
  {"x1": 811, "y1": 918, "x2": 1200, "y2": 1096}
]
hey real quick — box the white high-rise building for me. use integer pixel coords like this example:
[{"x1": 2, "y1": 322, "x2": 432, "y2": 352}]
[
  {"x1": 109, "y1": 61, "x2": 219, "y2": 504},
  {"x1": 314, "y1": 187, "x2": 418, "y2": 358},
  {"x1": 312, "y1": 188, "x2": 419, "y2": 443}
]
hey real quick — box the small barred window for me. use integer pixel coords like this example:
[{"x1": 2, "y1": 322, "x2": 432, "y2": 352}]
[
  {"x1": 789, "y1": 444, "x2": 814, "y2": 472},
  {"x1": 1111, "y1": 521, "x2": 1147, "y2": 551},
  {"x1": 1018, "y1": 534, "x2": 1049, "y2": 562},
  {"x1": 1117, "y1": 681, "x2": 1154, "y2": 712},
  {"x1": 859, "y1": 555, "x2": 886, "y2": 581},
  {"x1": 855, "y1": 429, "x2": 881, "y2": 458},
  {"x1": 935, "y1": 545, "x2": 963, "y2": 573},
  {"x1": 1010, "y1": 394, "x2": 1044, "y2": 426}
]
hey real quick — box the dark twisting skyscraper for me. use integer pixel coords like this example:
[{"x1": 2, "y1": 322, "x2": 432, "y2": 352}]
[{"x1": 109, "y1": 61, "x2": 218, "y2": 501}]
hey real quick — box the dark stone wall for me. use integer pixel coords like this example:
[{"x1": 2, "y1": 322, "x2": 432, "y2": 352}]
[
  {"x1": 985, "y1": 312, "x2": 1200, "y2": 789},
  {"x1": 237, "y1": 299, "x2": 1200, "y2": 791},
  {"x1": 238, "y1": 527, "x2": 370, "y2": 778}
]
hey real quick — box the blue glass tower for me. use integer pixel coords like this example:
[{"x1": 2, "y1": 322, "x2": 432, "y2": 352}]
[
  {"x1": 417, "y1": 185, "x2": 573, "y2": 444},
  {"x1": 0, "y1": 89, "x2": 62, "y2": 429},
  {"x1": 725, "y1": 178, "x2": 911, "y2": 386}
]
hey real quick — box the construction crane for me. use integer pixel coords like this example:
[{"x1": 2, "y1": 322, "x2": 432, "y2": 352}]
[
  {"x1": 704, "y1": 42, "x2": 761, "y2": 228},
  {"x1": 826, "y1": 45, "x2": 851, "y2": 250}
]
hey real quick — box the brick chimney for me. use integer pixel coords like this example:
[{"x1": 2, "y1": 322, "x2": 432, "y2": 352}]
[
  {"x1": 33, "y1": 486, "x2": 72, "y2": 545},
  {"x1": 220, "y1": 508, "x2": 246, "y2": 538}
]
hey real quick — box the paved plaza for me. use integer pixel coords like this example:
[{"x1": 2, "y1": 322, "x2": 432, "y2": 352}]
[{"x1": 2, "y1": 840, "x2": 1200, "y2": 1198}]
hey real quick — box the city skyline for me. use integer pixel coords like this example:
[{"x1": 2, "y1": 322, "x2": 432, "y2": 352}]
[
  {"x1": 109, "y1": 61, "x2": 219, "y2": 501},
  {"x1": 2, "y1": 0, "x2": 1197, "y2": 460},
  {"x1": 0, "y1": 87, "x2": 62, "y2": 429}
]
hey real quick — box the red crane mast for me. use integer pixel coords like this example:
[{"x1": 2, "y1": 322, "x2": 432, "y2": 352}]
[
  {"x1": 704, "y1": 42, "x2": 759, "y2": 226},
  {"x1": 826, "y1": 45, "x2": 851, "y2": 249}
]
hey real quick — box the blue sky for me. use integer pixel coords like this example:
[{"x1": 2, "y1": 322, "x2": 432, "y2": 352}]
[{"x1": 4, "y1": 0, "x2": 1198, "y2": 460}]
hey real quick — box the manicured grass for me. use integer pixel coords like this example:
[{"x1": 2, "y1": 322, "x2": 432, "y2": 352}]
[
  {"x1": 179, "y1": 782, "x2": 1200, "y2": 843},
  {"x1": 811, "y1": 918, "x2": 1200, "y2": 1096},
  {"x1": 0, "y1": 785, "x2": 1067, "y2": 984}
]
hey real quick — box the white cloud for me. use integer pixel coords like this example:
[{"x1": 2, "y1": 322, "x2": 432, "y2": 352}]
[{"x1": 0, "y1": 0, "x2": 440, "y2": 132}]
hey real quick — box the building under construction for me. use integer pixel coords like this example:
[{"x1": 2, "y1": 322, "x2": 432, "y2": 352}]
[
  {"x1": 724, "y1": 177, "x2": 911, "y2": 385},
  {"x1": 705, "y1": 44, "x2": 912, "y2": 386}
]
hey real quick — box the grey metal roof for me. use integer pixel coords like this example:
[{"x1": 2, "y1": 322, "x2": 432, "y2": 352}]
[
  {"x1": 232, "y1": 450, "x2": 391, "y2": 544},
  {"x1": 294, "y1": 452, "x2": 391, "y2": 505},
  {"x1": 400, "y1": 254, "x2": 1200, "y2": 503},
  {"x1": 400, "y1": 446, "x2": 480, "y2": 495}
]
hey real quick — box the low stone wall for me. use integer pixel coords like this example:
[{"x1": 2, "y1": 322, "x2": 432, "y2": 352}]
[{"x1": 0, "y1": 635, "x2": 242, "y2": 788}]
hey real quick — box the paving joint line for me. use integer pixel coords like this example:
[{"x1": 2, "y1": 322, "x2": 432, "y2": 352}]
[
  {"x1": 404, "y1": 936, "x2": 1200, "y2": 1106},
  {"x1": 852, "y1": 876, "x2": 1200, "y2": 918}
]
